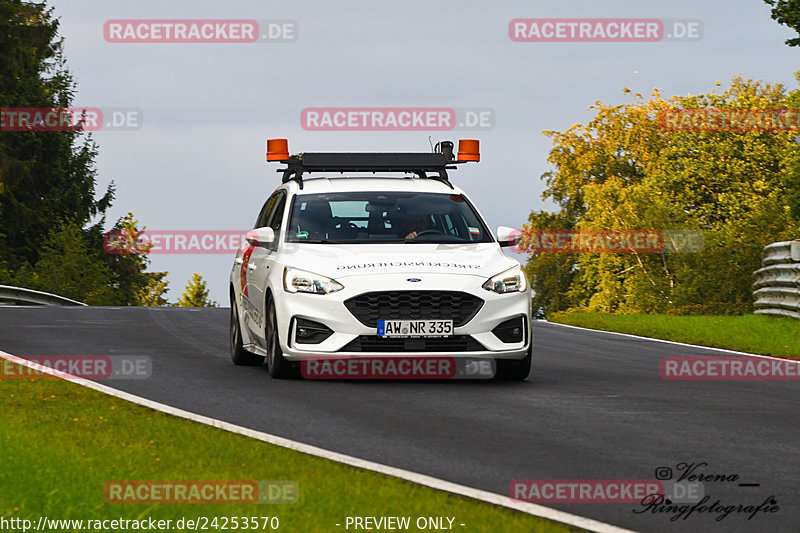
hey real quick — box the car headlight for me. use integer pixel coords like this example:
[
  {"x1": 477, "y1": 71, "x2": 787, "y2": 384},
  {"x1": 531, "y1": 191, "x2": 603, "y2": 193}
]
[
  {"x1": 283, "y1": 267, "x2": 344, "y2": 294},
  {"x1": 482, "y1": 265, "x2": 527, "y2": 294}
]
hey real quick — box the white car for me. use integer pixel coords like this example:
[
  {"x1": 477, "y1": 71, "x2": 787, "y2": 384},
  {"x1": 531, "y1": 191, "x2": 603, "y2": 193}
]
[{"x1": 229, "y1": 139, "x2": 532, "y2": 380}]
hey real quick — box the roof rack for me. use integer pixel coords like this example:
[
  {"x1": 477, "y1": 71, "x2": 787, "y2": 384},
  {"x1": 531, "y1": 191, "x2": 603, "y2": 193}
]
[{"x1": 265, "y1": 139, "x2": 479, "y2": 190}]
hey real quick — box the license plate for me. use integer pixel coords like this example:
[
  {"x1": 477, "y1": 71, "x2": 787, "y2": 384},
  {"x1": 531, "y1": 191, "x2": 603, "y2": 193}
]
[{"x1": 377, "y1": 319, "x2": 453, "y2": 338}]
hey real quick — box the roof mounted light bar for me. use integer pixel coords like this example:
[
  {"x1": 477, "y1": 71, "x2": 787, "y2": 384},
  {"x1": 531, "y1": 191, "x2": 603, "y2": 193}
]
[{"x1": 266, "y1": 139, "x2": 479, "y2": 190}]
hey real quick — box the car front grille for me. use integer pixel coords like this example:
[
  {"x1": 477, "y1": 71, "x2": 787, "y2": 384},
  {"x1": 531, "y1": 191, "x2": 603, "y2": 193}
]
[
  {"x1": 340, "y1": 335, "x2": 485, "y2": 352},
  {"x1": 343, "y1": 291, "x2": 484, "y2": 327}
]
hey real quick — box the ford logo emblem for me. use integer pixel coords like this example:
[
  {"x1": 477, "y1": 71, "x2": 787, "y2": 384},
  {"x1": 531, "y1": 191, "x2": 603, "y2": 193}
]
[{"x1": 406, "y1": 278, "x2": 422, "y2": 282}]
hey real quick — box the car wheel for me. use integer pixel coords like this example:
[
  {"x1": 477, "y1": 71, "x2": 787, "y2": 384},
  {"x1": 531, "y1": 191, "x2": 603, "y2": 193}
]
[
  {"x1": 265, "y1": 297, "x2": 297, "y2": 379},
  {"x1": 230, "y1": 298, "x2": 264, "y2": 366},
  {"x1": 494, "y1": 343, "x2": 532, "y2": 381}
]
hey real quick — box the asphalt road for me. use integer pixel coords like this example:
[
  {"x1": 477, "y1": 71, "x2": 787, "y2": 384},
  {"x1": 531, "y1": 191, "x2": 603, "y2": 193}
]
[{"x1": 1, "y1": 307, "x2": 798, "y2": 533}]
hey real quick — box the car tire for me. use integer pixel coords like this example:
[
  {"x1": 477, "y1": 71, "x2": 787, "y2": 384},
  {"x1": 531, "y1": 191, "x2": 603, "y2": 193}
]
[
  {"x1": 230, "y1": 299, "x2": 265, "y2": 366},
  {"x1": 494, "y1": 343, "x2": 532, "y2": 381},
  {"x1": 265, "y1": 296, "x2": 297, "y2": 379}
]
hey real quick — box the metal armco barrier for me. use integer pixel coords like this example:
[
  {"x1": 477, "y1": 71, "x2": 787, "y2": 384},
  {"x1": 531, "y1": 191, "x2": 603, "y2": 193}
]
[
  {"x1": 0, "y1": 285, "x2": 87, "y2": 306},
  {"x1": 753, "y1": 240, "x2": 800, "y2": 319}
]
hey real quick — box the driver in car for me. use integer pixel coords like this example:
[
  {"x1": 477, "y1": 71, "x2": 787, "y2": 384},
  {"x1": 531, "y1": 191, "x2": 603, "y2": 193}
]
[{"x1": 404, "y1": 213, "x2": 432, "y2": 240}]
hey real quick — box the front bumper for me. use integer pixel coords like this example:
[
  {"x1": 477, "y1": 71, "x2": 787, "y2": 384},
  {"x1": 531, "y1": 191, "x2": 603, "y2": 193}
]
[{"x1": 273, "y1": 272, "x2": 531, "y2": 361}]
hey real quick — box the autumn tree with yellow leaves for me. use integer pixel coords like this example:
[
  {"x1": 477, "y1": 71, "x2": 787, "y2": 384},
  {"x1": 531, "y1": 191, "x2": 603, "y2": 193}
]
[{"x1": 526, "y1": 76, "x2": 800, "y2": 316}]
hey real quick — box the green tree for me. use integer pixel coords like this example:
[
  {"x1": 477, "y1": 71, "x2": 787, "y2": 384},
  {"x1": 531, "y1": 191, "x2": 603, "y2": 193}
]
[
  {"x1": 0, "y1": 0, "x2": 114, "y2": 269},
  {"x1": 4, "y1": 220, "x2": 116, "y2": 304},
  {"x1": 764, "y1": 0, "x2": 800, "y2": 46},
  {"x1": 0, "y1": 3, "x2": 169, "y2": 306},
  {"x1": 522, "y1": 210, "x2": 578, "y2": 317},
  {"x1": 781, "y1": 73, "x2": 800, "y2": 219},
  {"x1": 528, "y1": 77, "x2": 800, "y2": 316},
  {"x1": 177, "y1": 273, "x2": 217, "y2": 307},
  {"x1": 0, "y1": 213, "x2": 170, "y2": 305},
  {"x1": 135, "y1": 274, "x2": 170, "y2": 306},
  {"x1": 98, "y1": 212, "x2": 169, "y2": 306}
]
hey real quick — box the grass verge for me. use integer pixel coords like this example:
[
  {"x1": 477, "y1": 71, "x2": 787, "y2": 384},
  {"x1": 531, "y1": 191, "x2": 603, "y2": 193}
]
[
  {"x1": 0, "y1": 360, "x2": 585, "y2": 533},
  {"x1": 548, "y1": 311, "x2": 800, "y2": 359}
]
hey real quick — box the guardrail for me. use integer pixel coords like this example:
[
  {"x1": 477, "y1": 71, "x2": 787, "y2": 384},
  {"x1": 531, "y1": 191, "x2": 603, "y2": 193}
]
[
  {"x1": 0, "y1": 285, "x2": 87, "y2": 306},
  {"x1": 753, "y1": 240, "x2": 800, "y2": 319}
]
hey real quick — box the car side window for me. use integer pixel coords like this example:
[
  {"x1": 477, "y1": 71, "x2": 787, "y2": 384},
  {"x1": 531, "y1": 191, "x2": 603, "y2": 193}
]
[
  {"x1": 255, "y1": 193, "x2": 280, "y2": 229},
  {"x1": 266, "y1": 192, "x2": 287, "y2": 232}
]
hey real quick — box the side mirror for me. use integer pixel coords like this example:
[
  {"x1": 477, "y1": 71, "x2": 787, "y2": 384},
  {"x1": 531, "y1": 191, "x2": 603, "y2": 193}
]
[
  {"x1": 496, "y1": 226, "x2": 521, "y2": 248},
  {"x1": 245, "y1": 227, "x2": 276, "y2": 246}
]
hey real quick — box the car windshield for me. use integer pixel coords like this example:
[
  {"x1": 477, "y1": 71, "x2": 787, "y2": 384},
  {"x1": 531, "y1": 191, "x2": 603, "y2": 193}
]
[{"x1": 286, "y1": 191, "x2": 493, "y2": 244}]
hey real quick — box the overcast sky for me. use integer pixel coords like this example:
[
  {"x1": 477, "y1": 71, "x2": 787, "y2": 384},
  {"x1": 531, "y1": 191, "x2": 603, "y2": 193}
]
[{"x1": 50, "y1": 0, "x2": 799, "y2": 305}]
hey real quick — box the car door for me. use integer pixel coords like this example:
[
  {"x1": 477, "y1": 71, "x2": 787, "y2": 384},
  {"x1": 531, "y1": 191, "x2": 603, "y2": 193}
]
[{"x1": 243, "y1": 190, "x2": 287, "y2": 346}]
